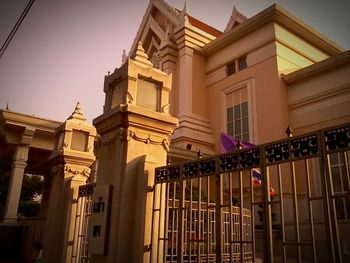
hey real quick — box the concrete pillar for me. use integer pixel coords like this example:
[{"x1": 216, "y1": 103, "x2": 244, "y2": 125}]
[
  {"x1": 2, "y1": 145, "x2": 29, "y2": 223},
  {"x1": 92, "y1": 42, "x2": 178, "y2": 263},
  {"x1": 42, "y1": 102, "x2": 96, "y2": 263}
]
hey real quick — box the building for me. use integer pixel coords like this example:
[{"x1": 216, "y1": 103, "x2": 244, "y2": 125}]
[{"x1": 0, "y1": 0, "x2": 349, "y2": 262}]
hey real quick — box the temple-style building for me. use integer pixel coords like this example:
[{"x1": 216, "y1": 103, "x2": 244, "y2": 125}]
[{"x1": 0, "y1": 0, "x2": 349, "y2": 262}]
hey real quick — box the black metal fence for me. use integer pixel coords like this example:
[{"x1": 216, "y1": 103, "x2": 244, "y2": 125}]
[{"x1": 152, "y1": 123, "x2": 350, "y2": 263}]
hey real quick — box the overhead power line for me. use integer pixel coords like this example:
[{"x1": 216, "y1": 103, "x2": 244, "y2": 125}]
[{"x1": 0, "y1": 0, "x2": 36, "y2": 59}]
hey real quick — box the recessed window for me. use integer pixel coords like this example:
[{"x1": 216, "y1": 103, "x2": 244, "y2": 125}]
[
  {"x1": 226, "y1": 55, "x2": 247, "y2": 76},
  {"x1": 71, "y1": 130, "x2": 88, "y2": 151},
  {"x1": 227, "y1": 62, "x2": 236, "y2": 76},
  {"x1": 136, "y1": 77, "x2": 161, "y2": 111},
  {"x1": 225, "y1": 87, "x2": 249, "y2": 142},
  {"x1": 238, "y1": 56, "x2": 247, "y2": 70}
]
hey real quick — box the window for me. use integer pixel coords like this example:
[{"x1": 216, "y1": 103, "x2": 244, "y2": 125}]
[
  {"x1": 225, "y1": 87, "x2": 249, "y2": 142},
  {"x1": 227, "y1": 62, "x2": 235, "y2": 76},
  {"x1": 238, "y1": 56, "x2": 247, "y2": 70},
  {"x1": 226, "y1": 55, "x2": 247, "y2": 76},
  {"x1": 329, "y1": 152, "x2": 350, "y2": 220},
  {"x1": 136, "y1": 77, "x2": 161, "y2": 111}
]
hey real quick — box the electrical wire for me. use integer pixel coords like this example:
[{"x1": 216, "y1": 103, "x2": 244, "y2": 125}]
[{"x1": 0, "y1": 0, "x2": 36, "y2": 59}]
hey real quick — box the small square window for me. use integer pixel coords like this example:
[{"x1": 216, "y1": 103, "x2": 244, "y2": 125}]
[
  {"x1": 227, "y1": 62, "x2": 235, "y2": 76},
  {"x1": 238, "y1": 56, "x2": 247, "y2": 70}
]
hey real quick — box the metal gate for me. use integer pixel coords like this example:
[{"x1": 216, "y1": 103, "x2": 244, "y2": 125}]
[
  {"x1": 70, "y1": 183, "x2": 95, "y2": 263},
  {"x1": 152, "y1": 123, "x2": 350, "y2": 263}
]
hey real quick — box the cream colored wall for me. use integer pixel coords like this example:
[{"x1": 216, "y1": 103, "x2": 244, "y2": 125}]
[
  {"x1": 205, "y1": 23, "x2": 276, "y2": 74},
  {"x1": 192, "y1": 52, "x2": 208, "y2": 117},
  {"x1": 288, "y1": 63, "x2": 350, "y2": 134},
  {"x1": 206, "y1": 25, "x2": 290, "y2": 152},
  {"x1": 275, "y1": 23, "x2": 329, "y2": 74}
]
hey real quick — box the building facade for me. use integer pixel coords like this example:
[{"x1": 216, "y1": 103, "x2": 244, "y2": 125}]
[{"x1": 0, "y1": 0, "x2": 349, "y2": 262}]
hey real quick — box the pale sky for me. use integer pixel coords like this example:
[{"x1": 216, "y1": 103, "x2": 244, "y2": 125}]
[{"x1": 0, "y1": 0, "x2": 349, "y2": 122}]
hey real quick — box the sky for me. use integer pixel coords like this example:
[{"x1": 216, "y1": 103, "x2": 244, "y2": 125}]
[{"x1": 0, "y1": 0, "x2": 349, "y2": 123}]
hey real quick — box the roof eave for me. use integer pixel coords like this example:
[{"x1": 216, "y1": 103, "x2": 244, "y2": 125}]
[{"x1": 203, "y1": 4, "x2": 344, "y2": 56}]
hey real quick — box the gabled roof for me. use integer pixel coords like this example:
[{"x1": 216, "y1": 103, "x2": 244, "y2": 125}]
[
  {"x1": 175, "y1": 8, "x2": 222, "y2": 37},
  {"x1": 204, "y1": 4, "x2": 344, "y2": 56},
  {"x1": 130, "y1": 0, "x2": 180, "y2": 57},
  {"x1": 225, "y1": 6, "x2": 247, "y2": 32},
  {"x1": 129, "y1": 0, "x2": 222, "y2": 57}
]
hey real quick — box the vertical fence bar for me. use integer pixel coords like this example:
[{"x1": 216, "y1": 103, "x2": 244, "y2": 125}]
[
  {"x1": 215, "y1": 171, "x2": 222, "y2": 263},
  {"x1": 206, "y1": 176, "x2": 210, "y2": 262},
  {"x1": 163, "y1": 181, "x2": 170, "y2": 262},
  {"x1": 239, "y1": 170, "x2": 244, "y2": 262},
  {"x1": 320, "y1": 131, "x2": 342, "y2": 263},
  {"x1": 197, "y1": 177, "x2": 202, "y2": 262},
  {"x1": 305, "y1": 159, "x2": 317, "y2": 262},
  {"x1": 229, "y1": 172, "x2": 234, "y2": 262},
  {"x1": 177, "y1": 167, "x2": 185, "y2": 263},
  {"x1": 277, "y1": 164, "x2": 287, "y2": 263},
  {"x1": 261, "y1": 148, "x2": 273, "y2": 263},
  {"x1": 290, "y1": 161, "x2": 301, "y2": 262},
  {"x1": 250, "y1": 169, "x2": 256, "y2": 263}
]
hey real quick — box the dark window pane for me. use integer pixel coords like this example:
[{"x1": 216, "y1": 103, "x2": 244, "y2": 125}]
[
  {"x1": 227, "y1": 124, "x2": 233, "y2": 136},
  {"x1": 242, "y1": 101, "x2": 248, "y2": 117},
  {"x1": 335, "y1": 197, "x2": 345, "y2": 219},
  {"x1": 243, "y1": 133, "x2": 249, "y2": 143},
  {"x1": 242, "y1": 117, "x2": 249, "y2": 133},
  {"x1": 234, "y1": 105, "x2": 241, "y2": 120},
  {"x1": 235, "y1": 120, "x2": 241, "y2": 135},
  {"x1": 238, "y1": 56, "x2": 247, "y2": 70},
  {"x1": 227, "y1": 107, "x2": 233, "y2": 122},
  {"x1": 227, "y1": 62, "x2": 235, "y2": 76}
]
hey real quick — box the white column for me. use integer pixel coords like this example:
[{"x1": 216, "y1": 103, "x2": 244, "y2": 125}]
[{"x1": 2, "y1": 145, "x2": 29, "y2": 223}]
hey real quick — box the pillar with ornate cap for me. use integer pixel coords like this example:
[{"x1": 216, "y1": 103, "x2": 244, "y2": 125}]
[{"x1": 42, "y1": 102, "x2": 96, "y2": 263}]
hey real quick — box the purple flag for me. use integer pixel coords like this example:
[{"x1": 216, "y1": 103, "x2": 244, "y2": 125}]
[{"x1": 220, "y1": 132, "x2": 255, "y2": 153}]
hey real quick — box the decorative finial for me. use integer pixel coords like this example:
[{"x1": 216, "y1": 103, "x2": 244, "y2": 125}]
[
  {"x1": 285, "y1": 125, "x2": 294, "y2": 138},
  {"x1": 108, "y1": 71, "x2": 110, "y2": 75},
  {"x1": 183, "y1": 0, "x2": 188, "y2": 14},
  {"x1": 6, "y1": 99, "x2": 9, "y2": 110},
  {"x1": 134, "y1": 42, "x2": 153, "y2": 67},
  {"x1": 68, "y1": 101, "x2": 87, "y2": 121},
  {"x1": 121, "y1": 49, "x2": 128, "y2": 64}
]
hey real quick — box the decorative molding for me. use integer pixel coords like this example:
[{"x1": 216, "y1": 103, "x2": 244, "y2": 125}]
[
  {"x1": 126, "y1": 91, "x2": 134, "y2": 104},
  {"x1": 64, "y1": 165, "x2": 91, "y2": 177},
  {"x1": 128, "y1": 129, "x2": 170, "y2": 150},
  {"x1": 161, "y1": 103, "x2": 170, "y2": 114}
]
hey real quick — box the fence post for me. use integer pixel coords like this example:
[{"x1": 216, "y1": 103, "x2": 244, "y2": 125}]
[
  {"x1": 261, "y1": 145, "x2": 273, "y2": 262},
  {"x1": 215, "y1": 160, "x2": 223, "y2": 263}
]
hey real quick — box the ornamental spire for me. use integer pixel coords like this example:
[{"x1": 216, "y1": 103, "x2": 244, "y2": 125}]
[
  {"x1": 68, "y1": 101, "x2": 87, "y2": 121},
  {"x1": 134, "y1": 42, "x2": 153, "y2": 67}
]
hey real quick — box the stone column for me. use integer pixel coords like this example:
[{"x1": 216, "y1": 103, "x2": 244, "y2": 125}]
[
  {"x1": 2, "y1": 145, "x2": 29, "y2": 223},
  {"x1": 92, "y1": 42, "x2": 178, "y2": 263},
  {"x1": 42, "y1": 102, "x2": 96, "y2": 263}
]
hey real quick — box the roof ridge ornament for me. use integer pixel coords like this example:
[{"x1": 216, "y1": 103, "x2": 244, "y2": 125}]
[
  {"x1": 121, "y1": 49, "x2": 128, "y2": 65},
  {"x1": 179, "y1": 0, "x2": 190, "y2": 26},
  {"x1": 134, "y1": 42, "x2": 153, "y2": 67},
  {"x1": 68, "y1": 101, "x2": 87, "y2": 121},
  {"x1": 224, "y1": 5, "x2": 247, "y2": 32}
]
